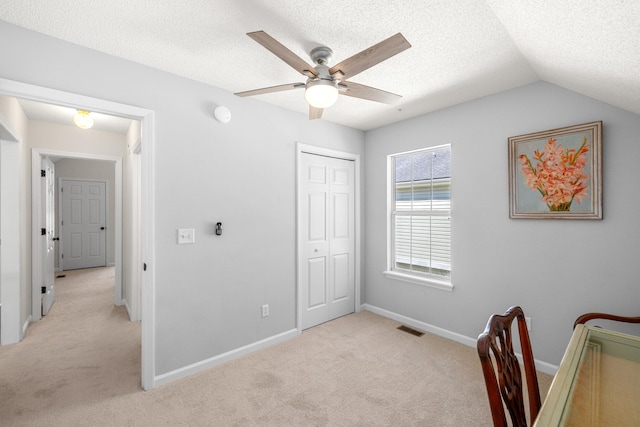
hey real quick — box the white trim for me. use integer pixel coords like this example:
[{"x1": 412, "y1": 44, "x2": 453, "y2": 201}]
[
  {"x1": 390, "y1": 143, "x2": 452, "y2": 157},
  {"x1": 22, "y1": 315, "x2": 32, "y2": 338},
  {"x1": 132, "y1": 137, "x2": 141, "y2": 155},
  {"x1": 139, "y1": 111, "x2": 156, "y2": 390},
  {"x1": 33, "y1": 150, "x2": 123, "y2": 315},
  {"x1": 295, "y1": 143, "x2": 362, "y2": 334},
  {"x1": 123, "y1": 298, "x2": 133, "y2": 321},
  {"x1": 386, "y1": 145, "x2": 453, "y2": 289},
  {"x1": 154, "y1": 329, "x2": 298, "y2": 387},
  {"x1": 0, "y1": 77, "x2": 156, "y2": 390},
  {"x1": 0, "y1": 114, "x2": 20, "y2": 141},
  {"x1": 128, "y1": 139, "x2": 142, "y2": 322},
  {"x1": 362, "y1": 303, "x2": 558, "y2": 376},
  {"x1": 382, "y1": 270, "x2": 453, "y2": 291}
]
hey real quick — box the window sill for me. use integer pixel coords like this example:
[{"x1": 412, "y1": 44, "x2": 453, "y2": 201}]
[{"x1": 383, "y1": 270, "x2": 453, "y2": 292}]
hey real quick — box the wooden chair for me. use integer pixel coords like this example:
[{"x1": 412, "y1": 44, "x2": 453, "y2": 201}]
[
  {"x1": 477, "y1": 306, "x2": 541, "y2": 427},
  {"x1": 574, "y1": 312, "x2": 640, "y2": 329}
]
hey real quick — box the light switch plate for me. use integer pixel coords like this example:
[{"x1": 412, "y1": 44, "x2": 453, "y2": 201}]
[{"x1": 177, "y1": 228, "x2": 195, "y2": 244}]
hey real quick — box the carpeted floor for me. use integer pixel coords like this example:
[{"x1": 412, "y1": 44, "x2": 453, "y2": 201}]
[{"x1": 0, "y1": 267, "x2": 552, "y2": 426}]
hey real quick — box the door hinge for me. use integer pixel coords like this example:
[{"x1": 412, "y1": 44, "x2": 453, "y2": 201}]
[
  {"x1": 41, "y1": 228, "x2": 46, "y2": 236},
  {"x1": 41, "y1": 169, "x2": 46, "y2": 177},
  {"x1": 41, "y1": 286, "x2": 46, "y2": 294}
]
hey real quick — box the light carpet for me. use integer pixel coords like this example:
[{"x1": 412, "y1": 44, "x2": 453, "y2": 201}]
[{"x1": 0, "y1": 267, "x2": 552, "y2": 426}]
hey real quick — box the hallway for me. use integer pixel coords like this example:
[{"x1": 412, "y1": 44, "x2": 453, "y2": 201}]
[{"x1": 0, "y1": 267, "x2": 141, "y2": 424}]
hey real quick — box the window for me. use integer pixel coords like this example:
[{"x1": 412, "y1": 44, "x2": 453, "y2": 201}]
[{"x1": 385, "y1": 145, "x2": 452, "y2": 290}]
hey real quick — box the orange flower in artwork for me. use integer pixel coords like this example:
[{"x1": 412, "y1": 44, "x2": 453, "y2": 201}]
[{"x1": 518, "y1": 137, "x2": 589, "y2": 211}]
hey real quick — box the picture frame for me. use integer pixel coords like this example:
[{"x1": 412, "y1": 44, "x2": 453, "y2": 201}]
[{"x1": 508, "y1": 121, "x2": 602, "y2": 220}]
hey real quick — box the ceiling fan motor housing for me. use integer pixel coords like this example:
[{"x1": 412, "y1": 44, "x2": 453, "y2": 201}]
[
  {"x1": 310, "y1": 64, "x2": 334, "y2": 82},
  {"x1": 310, "y1": 46, "x2": 333, "y2": 66}
]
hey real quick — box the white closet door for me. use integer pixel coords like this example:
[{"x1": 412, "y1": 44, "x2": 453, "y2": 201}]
[{"x1": 299, "y1": 153, "x2": 355, "y2": 330}]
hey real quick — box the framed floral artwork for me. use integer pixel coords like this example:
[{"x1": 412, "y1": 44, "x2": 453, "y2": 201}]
[{"x1": 508, "y1": 121, "x2": 602, "y2": 219}]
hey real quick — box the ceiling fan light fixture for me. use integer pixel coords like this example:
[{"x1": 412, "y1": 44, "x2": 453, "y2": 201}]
[
  {"x1": 305, "y1": 79, "x2": 339, "y2": 109},
  {"x1": 73, "y1": 110, "x2": 94, "y2": 129}
]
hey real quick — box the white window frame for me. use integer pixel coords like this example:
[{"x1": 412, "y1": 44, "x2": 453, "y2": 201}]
[{"x1": 384, "y1": 144, "x2": 453, "y2": 292}]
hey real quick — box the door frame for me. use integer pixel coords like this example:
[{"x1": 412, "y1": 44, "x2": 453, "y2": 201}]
[
  {"x1": 58, "y1": 177, "x2": 109, "y2": 272},
  {"x1": 33, "y1": 151, "x2": 119, "y2": 315},
  {"x1": 296, "y1": 143, "x2": 361, "y2": 334},
  {"x1": 0, "y1": 77, "x2": 156, "y2": 390},
  {"x1": 128, "y1": 139, "x2": 142, "y2": 322}
]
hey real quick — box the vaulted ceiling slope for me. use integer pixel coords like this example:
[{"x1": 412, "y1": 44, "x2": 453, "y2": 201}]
[{"x1": 2, "y1": 1, "x2": 638, "y2": 131}]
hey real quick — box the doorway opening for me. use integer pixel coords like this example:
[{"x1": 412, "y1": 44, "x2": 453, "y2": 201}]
[
  {"x1": 32, "y1": 150, "x2": 124, "y2": 321},
  {"x1": 0, "y1": 77, "x2": 156, "y2": 390}
]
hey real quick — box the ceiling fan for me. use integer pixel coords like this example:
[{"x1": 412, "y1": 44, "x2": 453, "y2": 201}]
[{"x1": 234, "y1": 31, "x2": 411, "y2": 120}]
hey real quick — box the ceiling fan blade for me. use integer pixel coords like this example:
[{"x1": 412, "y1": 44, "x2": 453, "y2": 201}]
[
  {"x1": 235, "y1": 83, "x2": 305, "y2": 97},
  {"x1": 340, "y1": 81, "x2": 402, "y2": 104},
  {"x1": 248, "y1": 31, "x2": 318, "y2": 77},
  {"x1": 329, "y1": 33, "x2": 411, "y2": 80},
  {"x1": 309, "y1": 105, "x2": 323, "y2": 120}
]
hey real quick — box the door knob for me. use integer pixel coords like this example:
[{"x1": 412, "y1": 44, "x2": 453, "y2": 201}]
[{"x1": 100, "y1": 227, "x2": 105, "y2": 230}]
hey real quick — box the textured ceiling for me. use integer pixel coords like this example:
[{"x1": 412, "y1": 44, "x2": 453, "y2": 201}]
[{"x1": 1, "y1": 0, "x2": 638, "y2": 131}]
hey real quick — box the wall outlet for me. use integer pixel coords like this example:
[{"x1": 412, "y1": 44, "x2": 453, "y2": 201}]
[
  {"x1": 261, "y1": 304, "x2": 269, "y2": 318},
  {"x1": 525, "y1": 316, "x2": 532, "y2": 331}
]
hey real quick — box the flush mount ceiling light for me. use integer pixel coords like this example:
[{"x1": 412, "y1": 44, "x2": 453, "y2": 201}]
[{"x1": 73, "y1": 110, "x2": 94, "y2": 129}]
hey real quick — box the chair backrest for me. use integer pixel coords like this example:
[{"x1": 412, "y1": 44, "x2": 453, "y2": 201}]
[
  {"x1": 574, "y1": 312, "x2": 640, "y2": 329},
  {"x1": 477, "y1": 306, "x2": 541, "y2": 427}
]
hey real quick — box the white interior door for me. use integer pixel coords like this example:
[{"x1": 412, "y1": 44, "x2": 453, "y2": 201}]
[
  {"x1": 299, "y1": 153, "x2": 355, "y2": 330},
  {"x1": 61, "y1": 179, "x2": 107, "y2": 270},
  {"x1": 41, "y1": 157, "x2": 55, "y2": 315}
]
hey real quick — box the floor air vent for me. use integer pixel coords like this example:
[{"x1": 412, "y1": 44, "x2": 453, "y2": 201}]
[{"x1": 397, "y1": 325, "x2": 425, "y2": 337}]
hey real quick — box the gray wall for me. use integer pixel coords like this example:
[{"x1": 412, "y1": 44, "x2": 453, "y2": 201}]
[
  {"x1": 0, "y1": 21, "x2": 365, "y2": 376},
  {"x1": 0, "y1": 96, "x2": 28, "y2": 340},
  {"x1": 364, "y1": 81, "x2": 640, "y2": 365}
]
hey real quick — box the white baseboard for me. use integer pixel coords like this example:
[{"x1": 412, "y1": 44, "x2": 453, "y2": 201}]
[
  {"x1": 122, "y1": 298, "x2": 133, "y2": 321},
  {"x1": 22, "y1": 315, "x2": 32, "y2": 340},
  {"x1": 362, "y1": 304, "x2": 477, "y2": 347},
  {"x1": 154, "y1": 328, "x2": 299, "y2": 387},
  {"x1": 362, "y1": 303, "x2": 558, "y2": 376},
  {"x1": 533, "y1": 358, "x2": 559, "y2": 376}
]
